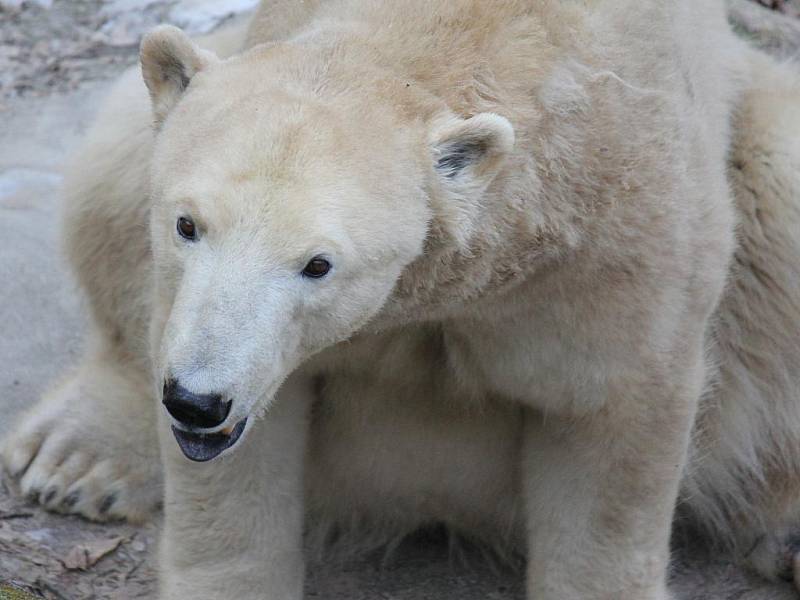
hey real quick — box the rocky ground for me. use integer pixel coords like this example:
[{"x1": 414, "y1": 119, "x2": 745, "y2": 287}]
[{"x1": 1, "y1": 1, "x2": 800, "y2": 599}]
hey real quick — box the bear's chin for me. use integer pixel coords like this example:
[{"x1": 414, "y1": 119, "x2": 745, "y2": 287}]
[{"x1": 171, "y1": 418, "x2": 248, "y2": 462}]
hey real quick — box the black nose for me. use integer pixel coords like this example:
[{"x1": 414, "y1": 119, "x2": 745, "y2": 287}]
[{"x1": 162, "y1": 379, "x2": 231, "y2": 429}]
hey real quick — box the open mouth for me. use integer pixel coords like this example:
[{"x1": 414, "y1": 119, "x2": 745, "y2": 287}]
[{"x1": 171, "y1": 418, "x2": 248, "y2": 462}]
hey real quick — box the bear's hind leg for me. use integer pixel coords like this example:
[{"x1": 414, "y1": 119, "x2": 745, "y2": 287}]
[{"x1": 682, "y1": 49, "x2": 800, "y2": 589}]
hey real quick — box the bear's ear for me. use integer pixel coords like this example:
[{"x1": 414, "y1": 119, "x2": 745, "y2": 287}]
[
  {"x1": 429, "y1": 113, "x2": 515, "y2": 246},
  {"x1": 140, "y1": 25, "x2": 218, "y2": 125}
]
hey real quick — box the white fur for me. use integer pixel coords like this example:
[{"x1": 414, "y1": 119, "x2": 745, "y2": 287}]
[{"x1": 3, "y1": 2, "x2": 800, "y2": 599}]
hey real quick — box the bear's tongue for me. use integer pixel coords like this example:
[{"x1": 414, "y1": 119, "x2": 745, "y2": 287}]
[{"x1": 171, "y1": 418, "x2": 248, "y2": 462}]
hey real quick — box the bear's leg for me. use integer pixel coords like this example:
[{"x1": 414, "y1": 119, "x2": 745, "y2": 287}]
[
  {"x1": 520, "y1": 364, "x2": 704, "y2": 600},
  {"x1": 158, "y1": 373, "x2": 311, "y2": 600},
  {"x1": 679, "y1": 49, "x2": 800, "y2": 590},
  {"x1": 1, "y1": 68, "x2": 163, "y2": 521}
]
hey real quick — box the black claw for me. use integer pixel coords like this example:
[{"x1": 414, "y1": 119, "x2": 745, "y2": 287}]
[
  {"x1": 43, "y1": 488, "x2": 57, "y2": 505},
  {"x1": 62, "y1": 490, "x2": 80, "y2": 509},
  {"x1": 98, "y1": 493, "x2": 117, "y2": 515}
]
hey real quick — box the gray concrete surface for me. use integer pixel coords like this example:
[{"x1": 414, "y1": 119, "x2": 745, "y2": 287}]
[{"x1": 1, "y1": 1, "x2": 799, "y2": 598}]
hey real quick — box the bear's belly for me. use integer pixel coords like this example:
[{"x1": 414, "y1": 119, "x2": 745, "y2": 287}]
[{"x1": 303, "y1": 369, "x2": 525, "y2": 552}]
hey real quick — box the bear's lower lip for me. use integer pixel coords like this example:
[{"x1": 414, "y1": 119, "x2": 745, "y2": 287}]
[{"x1": 171, "y1": 418, "x2": 248, "y2": 462}]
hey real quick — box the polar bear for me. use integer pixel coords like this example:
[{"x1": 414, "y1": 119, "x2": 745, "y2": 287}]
[{"x1": 3, "y1": 1, "x2": 800, "y2": 599}]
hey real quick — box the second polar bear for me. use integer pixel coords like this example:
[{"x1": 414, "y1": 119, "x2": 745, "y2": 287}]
[{"x1": 4, "y1": 1, "x2": 800, "y2": 599}]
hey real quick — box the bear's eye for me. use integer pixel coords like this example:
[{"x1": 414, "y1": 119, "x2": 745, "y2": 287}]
[
  {"x1": 177, "y1": 217, "x2": 197, "y2": 241},
  {"x1": 302, "y1": 257, "x2": 331, "y2": 279}
]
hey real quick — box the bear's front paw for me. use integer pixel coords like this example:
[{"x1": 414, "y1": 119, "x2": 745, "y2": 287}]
[{"x1": 1, "y1": 364, "x2": 162, "y2": 522}]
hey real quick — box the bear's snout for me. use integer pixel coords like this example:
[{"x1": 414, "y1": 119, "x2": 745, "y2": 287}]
[{"x1": 162, "y1": 379, "x2": 231, "y2": 430}]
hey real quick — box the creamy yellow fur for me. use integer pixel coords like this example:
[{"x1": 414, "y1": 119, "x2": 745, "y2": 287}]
[{"x1": 3, "y1": 2, "x2": 800, "y2": 599}]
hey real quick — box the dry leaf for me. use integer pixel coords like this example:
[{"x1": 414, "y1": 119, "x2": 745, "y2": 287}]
[{"x1": 63, "y1": 536, "x2": 126, "y2": 571}]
